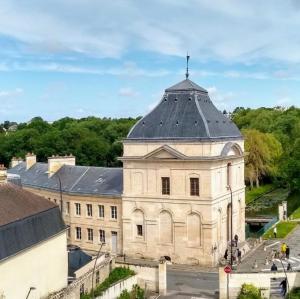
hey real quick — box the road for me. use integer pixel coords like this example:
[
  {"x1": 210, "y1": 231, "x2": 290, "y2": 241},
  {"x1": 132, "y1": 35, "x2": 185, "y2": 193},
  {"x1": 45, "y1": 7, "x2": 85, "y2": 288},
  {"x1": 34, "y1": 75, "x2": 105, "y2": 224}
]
[{"x1": 161, "y1": 268, "x2": 219, "y2": 299}]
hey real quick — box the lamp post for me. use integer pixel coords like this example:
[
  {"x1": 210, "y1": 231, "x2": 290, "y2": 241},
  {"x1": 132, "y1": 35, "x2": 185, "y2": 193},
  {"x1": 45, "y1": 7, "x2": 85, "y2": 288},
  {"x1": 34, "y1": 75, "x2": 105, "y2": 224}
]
[
  {"x1": 25, "y1": 287, "x2": 36, "y2": 299},
  {"x1": 227, "y1": 184, "x2": 233, "y2": 266},
  {"x1": 91, "y1": 242, "x2": 105, "y2": 299}
]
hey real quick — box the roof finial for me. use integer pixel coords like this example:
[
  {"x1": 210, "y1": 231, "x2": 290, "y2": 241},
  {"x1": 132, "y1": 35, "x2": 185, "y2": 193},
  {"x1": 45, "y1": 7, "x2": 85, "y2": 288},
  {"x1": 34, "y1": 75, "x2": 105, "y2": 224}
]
[{"x1": 185, "y1": 52, "x2": 190, "y2": 79}]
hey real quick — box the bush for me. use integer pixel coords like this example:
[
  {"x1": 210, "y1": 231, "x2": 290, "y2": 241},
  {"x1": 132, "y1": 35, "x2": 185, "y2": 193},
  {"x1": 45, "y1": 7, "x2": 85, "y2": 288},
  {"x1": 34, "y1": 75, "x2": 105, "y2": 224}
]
[
  {"x1": 117, "y1": 285, "x2": 144, "y2": 299},
  {"x1": 237, "y1": 283, "x2": 263, "y2": 299}
]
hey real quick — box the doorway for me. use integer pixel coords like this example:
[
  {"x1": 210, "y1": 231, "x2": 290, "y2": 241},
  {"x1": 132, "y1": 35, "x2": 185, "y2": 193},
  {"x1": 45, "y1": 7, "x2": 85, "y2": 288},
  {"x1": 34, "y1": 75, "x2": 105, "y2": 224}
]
[{"x1": 111, "y1": 231, "x2": 118, "y2": 254}]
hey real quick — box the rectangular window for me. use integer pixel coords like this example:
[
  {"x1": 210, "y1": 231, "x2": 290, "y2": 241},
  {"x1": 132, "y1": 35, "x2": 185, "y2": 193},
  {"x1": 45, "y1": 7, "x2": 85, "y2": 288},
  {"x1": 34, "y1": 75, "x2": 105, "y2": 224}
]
[
  {"x1": 190, "y1": 178, "x2": 199, "y2": 196},
  {"x1": 87, "y1": 204, "x2": 93, "y2": 217},
  {"x1": 87, "y1": 228, "x2": 93, "y2": 241},
  {"x1": 76, "y1": 227, "x2": 82, "y2": 240},
  {"x1": 99, "y1": 205, "x2": 105, "y2": 218},
  {"x1": 75, "y1": 203, "x2": 81, "y2": 216},
  {"x1": 99, "y1": 229, "x2": 106, "y2": 243},
  {"x1": 111, "y1": 206, "x2": 117, "y2": 219},
  {"x1": 137, "y1": 224, "x2": 143, "y2": 236},
  {"x1": 67, "y1": 227, "x2": 71, "y2": 238},
  {"x1": 66, "y1": 202, "x2": 70, "y2": 215},
  {"x1": 161, "y1": 177, "x2": 170, "y2": 195}
]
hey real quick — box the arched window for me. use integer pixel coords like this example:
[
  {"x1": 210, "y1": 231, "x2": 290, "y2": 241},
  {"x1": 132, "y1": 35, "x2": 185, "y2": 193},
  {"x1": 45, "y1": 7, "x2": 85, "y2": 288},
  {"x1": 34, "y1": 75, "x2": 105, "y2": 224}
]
[
  {"x1": 187, "y1": 213, "x2": 201, "y2": 246},
  {"x1": 159, "y1": 211, "x2": 173, "y2": 243}
]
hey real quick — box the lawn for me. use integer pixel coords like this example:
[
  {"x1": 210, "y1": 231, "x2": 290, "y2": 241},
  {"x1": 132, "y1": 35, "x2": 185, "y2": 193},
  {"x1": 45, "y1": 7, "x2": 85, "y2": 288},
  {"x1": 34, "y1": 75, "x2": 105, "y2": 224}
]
[
  {"x1": 245, "y1": 184, "x2": 274, "y2": 204},
  {"x1": 291, "y1": 207, "x2": 300, "y2": 219},
  {"x1": 263, "y1": 221, "x2": 298, "y2": 239},
  {"x1": 288, "y1": 287, "x2": 300, "y2": 299}
]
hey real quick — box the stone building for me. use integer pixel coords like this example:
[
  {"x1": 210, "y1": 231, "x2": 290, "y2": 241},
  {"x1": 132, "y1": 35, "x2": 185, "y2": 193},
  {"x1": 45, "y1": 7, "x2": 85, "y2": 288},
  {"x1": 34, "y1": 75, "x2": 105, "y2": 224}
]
[
  {"x1": 9, "y1": 154, "x2": 123, "y2": 255},
  {"x1": 0, "y1": 166, "x2": 67, "y2": 299},
  {"x1": 121, "y1": 78, "x2": 245, "y2": 266},
  {"x1": 8, "y1": 77, "x2": 245, "y2": 266}
]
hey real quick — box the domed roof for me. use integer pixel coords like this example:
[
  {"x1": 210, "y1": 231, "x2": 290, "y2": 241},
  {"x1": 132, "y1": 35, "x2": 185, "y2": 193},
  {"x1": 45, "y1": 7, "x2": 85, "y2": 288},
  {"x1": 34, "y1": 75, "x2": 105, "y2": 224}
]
[{"x1": 126, "y1": 78, "x2": 242, "y2": 141}]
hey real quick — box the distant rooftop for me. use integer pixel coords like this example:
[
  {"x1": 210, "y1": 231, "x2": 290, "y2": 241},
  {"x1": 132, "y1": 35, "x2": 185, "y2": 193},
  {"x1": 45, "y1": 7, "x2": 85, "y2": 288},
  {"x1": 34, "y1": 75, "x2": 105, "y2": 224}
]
[{"x1": 8, "y1": 162, "x2": 123, "y2": 197}]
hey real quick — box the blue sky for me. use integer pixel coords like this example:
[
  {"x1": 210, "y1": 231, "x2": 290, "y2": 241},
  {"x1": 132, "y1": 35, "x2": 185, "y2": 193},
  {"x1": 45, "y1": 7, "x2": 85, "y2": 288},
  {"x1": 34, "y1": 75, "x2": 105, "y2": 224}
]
[{"x1": 0, "y1": 0, "x2": 299, "y2": 122}]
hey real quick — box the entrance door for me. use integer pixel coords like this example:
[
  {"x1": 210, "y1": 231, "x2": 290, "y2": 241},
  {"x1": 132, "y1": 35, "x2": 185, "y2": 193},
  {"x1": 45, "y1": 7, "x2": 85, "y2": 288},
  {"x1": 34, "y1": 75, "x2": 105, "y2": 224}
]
[{"x1": 111, "y1": 231, "x2": 118, "y2": 254}]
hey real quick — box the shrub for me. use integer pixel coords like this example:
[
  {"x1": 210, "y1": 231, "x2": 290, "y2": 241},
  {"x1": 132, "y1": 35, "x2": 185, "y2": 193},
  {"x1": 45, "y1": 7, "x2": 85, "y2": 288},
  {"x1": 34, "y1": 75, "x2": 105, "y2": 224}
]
[
  {"x1": 117, "y1": 285, "x2": 144, "y2": 299},
  {"x1": 237, "y1": 283, "x2": 263, "y2": 299}
]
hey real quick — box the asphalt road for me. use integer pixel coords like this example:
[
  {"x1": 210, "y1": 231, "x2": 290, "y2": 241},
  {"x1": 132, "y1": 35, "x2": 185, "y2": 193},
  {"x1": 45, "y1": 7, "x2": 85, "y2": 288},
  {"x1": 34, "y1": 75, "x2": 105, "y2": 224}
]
[{"x1": 162, "y1": 269, "x2": 219, "y2": 299}]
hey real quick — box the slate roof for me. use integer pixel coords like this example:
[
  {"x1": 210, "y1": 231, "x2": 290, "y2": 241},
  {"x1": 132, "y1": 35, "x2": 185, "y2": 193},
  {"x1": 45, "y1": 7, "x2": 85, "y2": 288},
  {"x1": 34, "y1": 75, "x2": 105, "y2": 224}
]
[
  {"x1": 8, "y1": 162, "x2": 123, "y2": 197},
  {"x1": 127, "y1": 78, "x2": 242, "y2": 141},
  {"x1": 0, "y1": 184, "x2": 65, "y2": 261}
]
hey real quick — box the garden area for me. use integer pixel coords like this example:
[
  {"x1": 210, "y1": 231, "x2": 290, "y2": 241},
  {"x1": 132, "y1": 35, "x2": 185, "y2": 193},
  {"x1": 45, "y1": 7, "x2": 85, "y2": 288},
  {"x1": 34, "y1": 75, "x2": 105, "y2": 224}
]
[{"x1": 80, "y1": 267, "x2": 135, "y2": 299}]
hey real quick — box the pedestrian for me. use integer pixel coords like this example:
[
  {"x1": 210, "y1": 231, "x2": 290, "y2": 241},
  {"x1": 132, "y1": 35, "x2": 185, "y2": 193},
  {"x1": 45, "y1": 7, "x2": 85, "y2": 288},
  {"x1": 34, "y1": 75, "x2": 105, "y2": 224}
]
[
  {"x1": 281, "y1": 242, "x2": 287, "y2": 258},
  {"x1": 286, "y1": 245, "x2": 290, "y2": 259},
  {"x1": 287, "y1": 263, "x2": 292, "y2": 271},
  {"x1": 224, "y1": 249, "x2": 228, "y2": 260},
  {"x1": 280, "y1": 279, "x2": 287, "y2": 296},
  {"x1": 234, "y1": 234, "x2": 239, "y2": 246},
  {"x1": 237, "y1": 248, "x2": 242, "y2": 264},
  {"x1": 271, "y1": 262, "x2": 278, "y2": 271},
  {"x1": 273, "y1": 226, "x2": 277, "y2": 238}
]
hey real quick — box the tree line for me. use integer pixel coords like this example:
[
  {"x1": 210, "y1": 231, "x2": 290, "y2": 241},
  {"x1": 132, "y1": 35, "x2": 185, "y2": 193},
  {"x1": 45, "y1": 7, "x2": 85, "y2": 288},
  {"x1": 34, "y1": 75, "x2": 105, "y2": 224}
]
[{"x1": 0, "y1": 106, "x2": 299, "y2": 191}]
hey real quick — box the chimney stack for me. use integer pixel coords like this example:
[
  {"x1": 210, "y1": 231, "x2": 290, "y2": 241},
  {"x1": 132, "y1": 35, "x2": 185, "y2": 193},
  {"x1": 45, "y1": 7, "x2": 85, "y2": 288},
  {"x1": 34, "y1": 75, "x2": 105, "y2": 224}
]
[
  {"x1": 48, "y1": 154, "x2": 75, "y2": 177},
  {"x1": 11, "y1": 157, "x2": 24, "y2": 168},
  {"x1": 26, "y1": 153, "x2": 36, "y2": 170},
  {"x1": 0, "y1": 165, "x2": 7, "y2": 184}
]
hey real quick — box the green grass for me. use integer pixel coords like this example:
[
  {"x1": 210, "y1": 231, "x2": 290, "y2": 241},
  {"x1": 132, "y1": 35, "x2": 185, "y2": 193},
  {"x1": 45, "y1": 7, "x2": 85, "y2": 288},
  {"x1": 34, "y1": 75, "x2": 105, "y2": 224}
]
[
  {"x1": 246, "y1": 184, "x2": 274, "y2": 204},
  {"x1": 80, "y1": 267, "x2": 135, "y2": 299},
  {"x1": 287, "y1": 191, "x2": 300, "y2": 217},
  {"x1": 291, "y1": 206, "x2": 300, "y2": 219},
  {"x1": 263, "y1": 221, "x2": 298, "y2": 239},
  {"x1": 288, "y1": 287, "x2": 300, "y2": 299}
]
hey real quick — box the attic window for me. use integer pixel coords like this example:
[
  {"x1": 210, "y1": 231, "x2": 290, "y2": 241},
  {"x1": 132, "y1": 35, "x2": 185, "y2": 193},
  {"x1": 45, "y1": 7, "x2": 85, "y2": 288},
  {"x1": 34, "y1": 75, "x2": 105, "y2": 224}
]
[
  {"x1": 142, "y1": 121, "x2": 145, "y2": 126},
  {"x1": 176, "y1": 121, "x2": 179, "y2": 126},
  {"x1": 160, "y1": 121, "x2": 163, "y2": 126},
  {"x1": 174, "y1": 98, "x2": 178, "y2": 102},
  {"x1": 164, "y1": 97, "x2": 167, "y2": 102},
  {"x1": 216, "y1": 120, "x2": 219, "y2": 123},
  {"x1": 188, "y1": 97, "x2": 192, "y2": 101},
  {"x1": 195, "y1": 121, "x2": 198, "y2": 125}
]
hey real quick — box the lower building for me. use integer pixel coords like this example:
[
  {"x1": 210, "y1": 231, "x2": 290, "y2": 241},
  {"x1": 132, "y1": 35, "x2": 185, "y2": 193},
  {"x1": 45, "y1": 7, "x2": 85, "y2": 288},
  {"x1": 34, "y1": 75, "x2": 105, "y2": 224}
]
[{"x1": 0, "y1": 167, "x2": 67, "y2": 299}]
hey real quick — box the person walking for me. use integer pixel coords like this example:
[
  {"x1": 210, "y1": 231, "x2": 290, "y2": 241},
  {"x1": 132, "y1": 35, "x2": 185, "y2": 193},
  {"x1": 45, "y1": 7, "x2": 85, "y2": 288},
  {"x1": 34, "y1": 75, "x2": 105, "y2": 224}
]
[
  {"x1": 234, "y1": 234, "x2": 239, "y2": 247},
  {"x1": 287, "y1": 263, "x2": 292, "y2": 271},
  {"x1": 237, "y1": 248, "x2": 242, "y2": 264},
  {"x1": 286, "y1": 245, "x2": 290, "y2": 259},
  {"x1": 273, "y1": 226, "x2": 277, "y2": 238},
  {"x1": 224, "y1": 249, "x2": 228, "y2": 261},
  {"x1": 271, "y1": 262, "x2": 278, "y2": 271},
  {"x1": 281, "y1": 242, "x2": 287, "y2": 258},
  {"x1": 280, "y1": 279, "x2": 287, "y2": 296}
]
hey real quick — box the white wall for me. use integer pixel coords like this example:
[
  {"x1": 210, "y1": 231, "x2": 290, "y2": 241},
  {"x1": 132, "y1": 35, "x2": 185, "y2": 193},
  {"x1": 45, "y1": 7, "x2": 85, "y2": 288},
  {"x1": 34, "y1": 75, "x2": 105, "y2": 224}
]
[
  {"x1": 0, "y1": 232, "x2": 68, "y2": 299},
  {"x1": 96, "y1": 275, "x2": 137, "y2": 299}
]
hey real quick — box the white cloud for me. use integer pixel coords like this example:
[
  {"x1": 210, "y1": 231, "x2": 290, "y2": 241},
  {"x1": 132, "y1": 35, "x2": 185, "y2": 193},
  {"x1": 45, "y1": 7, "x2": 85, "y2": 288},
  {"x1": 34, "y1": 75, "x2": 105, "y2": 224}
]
[
  {"x1": 0, "y1": 88, "x2": 23, "y2": 97},
  {"x1": 207, "y1": 86, "x2": 235, "y2": 110},
  {"x1": 118, "y1": 87, "x2": 138, "y2": 97},
  {"x1": 1, "y1": 1, "x2": 300, "y2": 63}
]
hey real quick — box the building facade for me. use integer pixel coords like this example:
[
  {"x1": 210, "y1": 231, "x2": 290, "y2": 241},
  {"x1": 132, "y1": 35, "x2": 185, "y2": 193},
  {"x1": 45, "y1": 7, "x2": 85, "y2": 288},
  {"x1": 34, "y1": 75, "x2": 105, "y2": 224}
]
[
  {"x1": 8, "y1": 77, "x2": 245, "y2": 267},
  {"x1": 121, "y1": 78, "x2": 245, "y2": 266},
  {"x1": 0, "y1": 170, "x2": 67, "y2": 299},
  {"x1": 9, "y1": 155, "x2": 123, "y2": 255}
]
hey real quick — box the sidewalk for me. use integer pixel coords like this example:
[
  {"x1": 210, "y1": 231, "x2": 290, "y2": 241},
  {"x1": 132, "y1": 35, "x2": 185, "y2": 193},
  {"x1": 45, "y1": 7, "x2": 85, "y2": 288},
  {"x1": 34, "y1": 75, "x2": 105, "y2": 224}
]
[{"x1": 236, "y1": 224, "x2": 300, "y2": 272}]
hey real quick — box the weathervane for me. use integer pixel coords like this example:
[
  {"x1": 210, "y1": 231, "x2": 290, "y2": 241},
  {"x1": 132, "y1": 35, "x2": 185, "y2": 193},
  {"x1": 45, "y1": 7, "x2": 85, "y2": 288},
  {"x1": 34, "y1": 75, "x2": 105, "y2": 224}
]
[{"x1": 185, "y1": 53, "x2": 190, "y2": 79}]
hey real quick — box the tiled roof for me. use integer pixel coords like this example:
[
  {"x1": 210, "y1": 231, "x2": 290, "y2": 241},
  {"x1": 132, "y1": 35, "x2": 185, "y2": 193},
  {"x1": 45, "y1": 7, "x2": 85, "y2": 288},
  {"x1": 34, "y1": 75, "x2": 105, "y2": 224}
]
[
  {"x1": 8, "y1": 162, "x2": 123, "y2": 197},
  {"x1": 0, "y1": 184, "x2": 65, "y2": 261},
  {"x1": 127, "y1": 79, "x2": 242, "y2": 141}
]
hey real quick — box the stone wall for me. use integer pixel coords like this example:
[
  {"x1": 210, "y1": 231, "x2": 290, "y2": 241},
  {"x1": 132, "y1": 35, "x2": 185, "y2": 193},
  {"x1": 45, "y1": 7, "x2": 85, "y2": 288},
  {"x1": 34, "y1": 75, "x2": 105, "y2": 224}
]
[
  {"x1": 219, "y1": 267, "x2": 300, "y2": 299},
  {"x1": 48, "y1": 257, "x2": 112, "y2": 299},
  {"x1": 95, "y1": 275, "x2": 137, "y2": 299}
]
